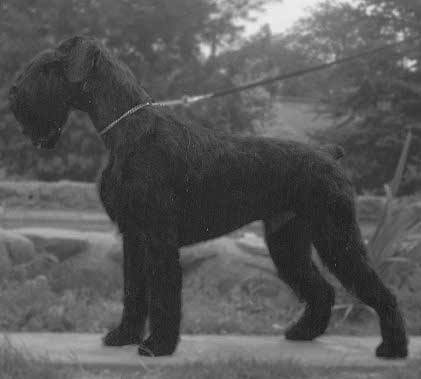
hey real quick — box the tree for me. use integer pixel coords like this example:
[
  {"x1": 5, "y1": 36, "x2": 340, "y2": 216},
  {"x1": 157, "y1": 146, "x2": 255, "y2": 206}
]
[
  {"x1": 0, "y1": 0, "x2": 280, "y2": 181},
  {"x1": 285, "y1": 0, "x2": 421, "y2": 193}
]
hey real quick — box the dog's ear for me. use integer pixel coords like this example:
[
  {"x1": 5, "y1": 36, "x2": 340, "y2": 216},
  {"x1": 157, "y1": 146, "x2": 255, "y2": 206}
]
[{"x1": 59, "y1": 36, "x2": 100, "y2": 83}]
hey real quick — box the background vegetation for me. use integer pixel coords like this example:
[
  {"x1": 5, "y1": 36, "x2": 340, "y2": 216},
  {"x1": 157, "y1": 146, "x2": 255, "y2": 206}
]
[{"x1": 1, "y1": 0, "x2": 421, "y2": 194}]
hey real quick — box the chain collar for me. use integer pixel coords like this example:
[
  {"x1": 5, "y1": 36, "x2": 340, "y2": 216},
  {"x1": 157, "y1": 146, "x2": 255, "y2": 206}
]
[{"x1": 99, "y1": 102, "x2": 153, "y2": 137}]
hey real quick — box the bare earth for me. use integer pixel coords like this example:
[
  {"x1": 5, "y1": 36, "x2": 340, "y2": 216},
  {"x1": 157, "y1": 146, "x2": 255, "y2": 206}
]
[{"x1": 1, "y1": 333, "x2": 421, "y2": 369}]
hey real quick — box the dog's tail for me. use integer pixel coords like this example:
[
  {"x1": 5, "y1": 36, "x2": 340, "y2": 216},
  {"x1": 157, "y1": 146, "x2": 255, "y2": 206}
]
[{"x1": 319, "y1": 144, "x2": 345, "y2": 160}]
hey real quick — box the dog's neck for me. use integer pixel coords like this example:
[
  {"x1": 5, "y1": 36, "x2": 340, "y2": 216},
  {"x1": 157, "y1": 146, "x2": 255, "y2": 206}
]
[{"x1": 82, "y1": 74, "x2": 152, "y2": 151}]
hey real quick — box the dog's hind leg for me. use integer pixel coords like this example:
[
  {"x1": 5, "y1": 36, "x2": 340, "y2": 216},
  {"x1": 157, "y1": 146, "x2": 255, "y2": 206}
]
[
  {"x1": 264, "y1": 216, "x2": 335, "y2": 341},
  {"x1": 138, "y1": 238, "x2": 182, "y2": 357},
  {"x1": 103, "y1": 229, "x2": 149, "y2": 346},
  {"x1": 310, "y1": 196, "x2": 408, "y2": 358}
]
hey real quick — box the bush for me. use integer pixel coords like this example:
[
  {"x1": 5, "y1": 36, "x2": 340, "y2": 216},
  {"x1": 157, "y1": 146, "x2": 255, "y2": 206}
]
[{"x1": 0, "y1": 276, "x2": 121, "y2": 333}]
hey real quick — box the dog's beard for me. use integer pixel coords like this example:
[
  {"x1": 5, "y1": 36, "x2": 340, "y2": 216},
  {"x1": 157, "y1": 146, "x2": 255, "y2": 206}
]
[
  {"x1": 11, "y1": 97, "x2": 69, "y2": 150},
  {"x1": 12, "y1": 106, "x2": 65, "y2": 150},
  {"x1": 10, "y1": 68, "x2": 71, "y2": 150},
  {"x1": 33, "y1": 125, "x2": 62, "y2": 149}
]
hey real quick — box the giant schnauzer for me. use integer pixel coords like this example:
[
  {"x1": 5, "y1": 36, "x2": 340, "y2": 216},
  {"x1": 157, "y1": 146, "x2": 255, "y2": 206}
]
[{"x1": 8, "y1": 36, "x2": 407, "y2": 358}]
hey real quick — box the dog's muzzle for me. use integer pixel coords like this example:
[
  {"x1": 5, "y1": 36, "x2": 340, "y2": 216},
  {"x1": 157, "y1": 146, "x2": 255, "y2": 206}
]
[
  {"x1": 8, "y1": 85, "x2": 58, "y2": 149},
  {"x1": 33, "y1": 127, "x2": 62, "y2": 150}
]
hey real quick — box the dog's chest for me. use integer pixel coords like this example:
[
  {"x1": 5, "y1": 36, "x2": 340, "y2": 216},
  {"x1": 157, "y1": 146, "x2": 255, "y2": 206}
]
[{"x1": 98, "y1": 158, "x2": 128, "y2": 223}]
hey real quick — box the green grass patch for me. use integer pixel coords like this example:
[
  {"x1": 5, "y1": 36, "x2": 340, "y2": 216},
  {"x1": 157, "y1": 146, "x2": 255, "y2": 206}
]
[
  {"x1": 2, "y1": 343, "x2": 421, "y2": 379},
  {"x1": 153, "y1": 360, "x2": 419, "y2": 379},
  {"x1": 0, "y1": 278, "x2": 122, "y2": 333},
  {"x1": 2, "y1": 269, "x2": 421, "y2": 336},
  {"x1": 94, "y1": 359, "x2": 421, "y2": 379},
  {"x1": 0, "y1": 340, "x2": 78, "y2": 379}
]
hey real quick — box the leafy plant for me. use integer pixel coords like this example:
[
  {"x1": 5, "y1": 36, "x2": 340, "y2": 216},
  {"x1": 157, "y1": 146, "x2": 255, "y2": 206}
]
[
  {"x1": 367, "y1": 131, "x2": 419, "y2": 282},
  {"x1": 334, "y1": 129, "x2": 421, "y2": 322},
  {"x1": 292, "y1": 0, "x2": 421, "y2": 193}
]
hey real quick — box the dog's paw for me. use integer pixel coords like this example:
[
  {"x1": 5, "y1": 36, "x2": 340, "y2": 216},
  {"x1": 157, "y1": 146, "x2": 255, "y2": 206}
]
[
  {"x1": 284, "y1": 308, "x2": 331, "y2": 341},
  {"x1": 138, "y1": 336, "x2": 177, "y2": 357},
  {"x1": 103, "y1": 327, "x2": 139, "y2": 346},
  {"x1": 376, "y1": 341, "x2": 408, "y2": 359},
  {"x1": 284, "y1": 322, "x2": 322, "y2": 341}
]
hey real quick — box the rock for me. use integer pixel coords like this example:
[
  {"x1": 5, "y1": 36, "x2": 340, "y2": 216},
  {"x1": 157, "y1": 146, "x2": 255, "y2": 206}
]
[
  {"x1": 181, "y1": 236, "x2": 279, "y2": 298},
  {"x1": 0, "y1": 228, "x2": 36, "y2": 264},
  {"x1": 181, "y1": 252, "x2": 218, "y2": 276},
  {"x1": 9, "y1": 254, "x2": 59, "y2": 281},
  {"x1": 6, "y1": 228, "x2": 122, "y2": 293},
  {"x1": 13, "y1": 228, "x2": 89, "y2": 261},
  {"x1": 0, "y1": 241, "x2": 12, "y2": 278},
  {"x1": 108, "y1": 239, "x2": 123, "y2": 264},
  {"x1": 235, "y1": 232, "x2": 267, "y2": 258},
  {"x1": 241, "y1": 277, "x2": 280, "y2": 298},
  {"x1": 5, "y1": 228, "x2": 282, "y2": 300},
  {"x1": 22, "y1": 274, "x2": 50, "y2": 292}
]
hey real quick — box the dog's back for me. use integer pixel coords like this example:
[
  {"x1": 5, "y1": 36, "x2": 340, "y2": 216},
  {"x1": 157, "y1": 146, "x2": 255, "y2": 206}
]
[{"x1": 118, "y1": 108, "x2": 349, "y2": 244}]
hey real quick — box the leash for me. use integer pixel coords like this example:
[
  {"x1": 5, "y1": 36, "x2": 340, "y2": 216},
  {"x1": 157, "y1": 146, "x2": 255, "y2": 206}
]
[{"x1": 100, "y1": 35, "x2": 421, "y2": 136}]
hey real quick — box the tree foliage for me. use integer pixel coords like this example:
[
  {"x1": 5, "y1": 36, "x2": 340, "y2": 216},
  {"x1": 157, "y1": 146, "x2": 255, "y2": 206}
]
[
  {"x1": 0, "y1": 0, "x2": 277, "y2": 181},
  {"x1": 2, "y1": 0, "x2": 420, "y2": 193},
  {"x1": 286, "y1": 0, "x2": 421, "y2": 193}
]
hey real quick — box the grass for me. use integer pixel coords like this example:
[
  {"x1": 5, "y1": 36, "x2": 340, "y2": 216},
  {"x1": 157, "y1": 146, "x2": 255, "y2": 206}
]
[
  {"x1": 156, "y1": 360, "x2": 348, "y2": 379},
  {"x1": 0, "y1": 278, "x2": 122, "y2": 333},
  {"x1": 2, "y1": 342, "x2": 421, "y2": 379},
  {"x1": 154, "y1": 360, "x2": 421, "y2": 379},
  {"x1": 0, "y1": 340, "x2": 77, "y2": 379},
  {"x1": 0, "y1": 275, "x2": 299, "y2": 335},
  {"x1": 3, "y1": 270, "x2": 421, "y2": 336}
]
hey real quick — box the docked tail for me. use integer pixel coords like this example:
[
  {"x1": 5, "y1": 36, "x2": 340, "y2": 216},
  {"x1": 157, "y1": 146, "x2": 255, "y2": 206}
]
[{"x1": 319, "y1": 144, "x2": 345, "y2": 160}]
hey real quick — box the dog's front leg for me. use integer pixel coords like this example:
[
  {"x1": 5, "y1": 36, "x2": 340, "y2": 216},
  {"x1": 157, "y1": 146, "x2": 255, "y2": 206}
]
[
  {"x1": 138, "y1": 241, "x2": 182, "y2": 357},
  {"x1": 103, "y1": 229, "x2": 149, "y2": 346}
]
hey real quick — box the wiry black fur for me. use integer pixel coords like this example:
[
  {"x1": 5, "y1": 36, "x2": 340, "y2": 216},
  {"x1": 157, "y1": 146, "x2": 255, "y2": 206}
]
[{"x1": 9, "y1": 36, "x2": 408, "y2": 358}]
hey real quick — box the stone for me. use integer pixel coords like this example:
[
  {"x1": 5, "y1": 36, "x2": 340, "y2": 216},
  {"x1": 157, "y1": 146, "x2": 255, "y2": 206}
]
[
  {"x1": 0, "y1": 228, "x2": 36, "y2": 264},
  {"x1": 0, "y1": 241, "x2": 12, "y2": 279},
  {"x1": 13, "y1": 228, "x2": 89, "y2": 262}
]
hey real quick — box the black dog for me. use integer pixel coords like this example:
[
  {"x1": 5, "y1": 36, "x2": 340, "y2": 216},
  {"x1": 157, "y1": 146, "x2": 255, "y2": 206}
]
[{"x1": 9, "y1": 36, "x2": 408, "y2": 358}]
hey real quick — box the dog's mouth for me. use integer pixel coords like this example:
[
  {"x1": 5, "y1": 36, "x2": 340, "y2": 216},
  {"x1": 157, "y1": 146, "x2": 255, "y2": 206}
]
[
  {"x1": 32, "y1": 128, "x2": 62, "y2": 150},
  {"x1": 34, "y1": 137, "x2": 55, "y2": 150}
]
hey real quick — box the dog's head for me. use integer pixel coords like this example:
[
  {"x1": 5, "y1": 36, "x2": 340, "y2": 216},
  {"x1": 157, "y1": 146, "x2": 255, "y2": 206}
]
[{"x1": 9, "y1": 36, "x2": 102, "y2": 149}]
